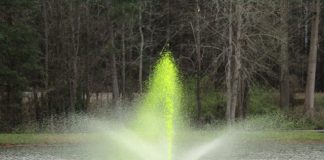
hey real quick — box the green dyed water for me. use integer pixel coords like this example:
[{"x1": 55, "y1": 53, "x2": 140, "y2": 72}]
[
  {"x1": 83, "y1": 50, "x2": 231, "y2": 160},
  {"x1": 134, "y1": 50, "x2": 182, "y2": 160}
]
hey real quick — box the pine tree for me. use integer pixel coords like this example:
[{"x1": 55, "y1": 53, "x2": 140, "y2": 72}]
[{"x1": 0, "y1": 0, "x2": 41, "y2": 131}]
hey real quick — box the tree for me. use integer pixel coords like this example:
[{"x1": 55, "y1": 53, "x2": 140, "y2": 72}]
[
  {"x1": 138, "y1": 1, "x2": 144, "y2": 93},
  {"x1": 193, "y1": 0, "x2": 202, "y2": 122},
  {"x1": 224, "y1": 0, "x2": 282, "y2": 123},
  {"x1": 226, "y1": 0, "x2": 234, "y2": 123},
  {"x1": 0, "y1": 0, "x2": 41, "y2": 131},
  {"x1": 69, "y1": 1, "x2": 81, "y2": 114},
  {"x1": 230, "y1": 1, "x2": 243, "y2": 122},
  {"x1": 304, "y1": 0, "x2": 320, "y2": 119},
  {"x1": 280, "y1": 0, "x2": 290, "y2": 111},
  {"x1": 225, "y1": 0, "x2": 243, "y2": 123}
]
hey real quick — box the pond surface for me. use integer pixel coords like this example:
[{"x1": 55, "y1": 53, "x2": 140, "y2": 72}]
[
  {"x1": 1, "y1": 142, "x2": 323, "y2": 160},
  {"x1": 203, "y1": 142, "x2": 324, "y2": 160}
]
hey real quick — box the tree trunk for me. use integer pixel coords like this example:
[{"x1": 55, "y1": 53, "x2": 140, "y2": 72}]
[
  {"x1": 304, "y1": 0, "x2": 320, "y2": 119},
  {"x1": 238, "y1": 79, "x2": 248, "y2": 120},
  {"x1": 230, "y1": 2, "x2": 243, "y2": 123},
  {"x1": 226, "y1": 0, "x2": 233, "y2": 123},
  {"x1": 85, "y1": 4, "x2": 91, "y2": 111},
  {"x1": 195, "y1": 0, "x2": 202, "y2": 122},
  {"x1": 122, "y1": 22, "x2": 126, "y2": 98},
  {"x1": 304, "y1": 1, "x2": 309, "y2": 57},
  {"x1": 111, "y1": 25, "x2": 120, "y2": 105},
  {"x1": 280, "y1": 0, "x2": 290, "y2": 111},
  {"x1": 139, "y1": 5, "x2": 144, "y2": 93},
  {"x1": 111, "y1": 52, "x2": 120, "y2": 105},
  {"x1": 69, "y1": 2, "x2": 80, "y2": 114},
  {"x1": 42, "y1": 0, "x2": 50, "y2": 127}
]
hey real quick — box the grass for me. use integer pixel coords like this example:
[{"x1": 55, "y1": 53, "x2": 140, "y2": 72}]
[
  {"x1": 0, "y1": 130, "x2": 323, "y2": 146},
  {"x1": 0, "y1": 133, "x2": 91, "y2": 145}
]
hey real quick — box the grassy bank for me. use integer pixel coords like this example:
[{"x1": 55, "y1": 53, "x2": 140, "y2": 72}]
[
  {"x1": 0, "y1": 130, "x2": 323, "y2": 146},
  {"x1": 0, "y1": 133, "x2": 91, "y2": 145}
]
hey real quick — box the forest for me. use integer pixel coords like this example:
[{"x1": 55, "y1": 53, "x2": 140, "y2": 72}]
[{"x1": 1, "y1": 0, "x2": 324, "y2": 133}]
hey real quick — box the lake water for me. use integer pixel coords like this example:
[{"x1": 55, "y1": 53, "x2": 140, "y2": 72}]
[{"x1": 1, "y1": 142, "x2": 323, "y2": 160}]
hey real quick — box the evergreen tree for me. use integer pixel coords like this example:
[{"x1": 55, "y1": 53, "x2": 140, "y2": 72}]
[{"x1": 0, "y1": 0, "x2": 41, "y2": 131}]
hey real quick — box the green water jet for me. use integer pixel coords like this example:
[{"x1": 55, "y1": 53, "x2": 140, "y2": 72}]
[{"x1": 134, "y1": 50, "x2": 182, "y2": 160}]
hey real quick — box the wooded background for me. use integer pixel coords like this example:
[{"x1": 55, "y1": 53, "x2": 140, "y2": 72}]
[{"x1": 0, "y1": 0, "x2": 324, "y2": 132}]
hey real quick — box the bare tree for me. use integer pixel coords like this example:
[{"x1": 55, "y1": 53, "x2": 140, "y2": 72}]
[
  {"x1": 138, "y1": 2, "x2": 144, "y2": 93},
  {"x1": 225, "y1": 0, "x2": 243, "y2": 123},
  {"x1": 230, "y1": 1, "x2": 243, "y2": 122},
  {"x1": 42, "y1": 0, "x2": 53, "y2": 130},
  {"x1": 304, "y1": 0, "x2": 320, "y2": 119},
  {"x1": 69, "y1": 2, "x2": 81, "y2": 114},
  {"x1": 224, "y1": 0, "x2": 281, "y2": 123},
  {"x1": 110, "y1": 25, "x2": 120, "y2": 105},
  {"x1": 280, "y1": 0, "x2": 290, "y2": 111},
  {"x1": 226, "y1": 0, "x2": 234, "y2": 123},
  {"x1": 122, "y1": 20, "x2": 126, "y2": 98},
  {"x1": 193, "y1": 0, "x2": 202, "y2": 121}
]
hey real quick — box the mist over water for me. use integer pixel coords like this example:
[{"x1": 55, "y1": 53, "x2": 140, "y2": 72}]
[
  {"x1": 82, "y1": 51, "x2": 231, "y2": 160},
  {"x1": 2, "y1": 112, "x2": 324, "y2": 160},
  {"x1": 90, "y1": 51, "x2": 187, "y2": 160}
]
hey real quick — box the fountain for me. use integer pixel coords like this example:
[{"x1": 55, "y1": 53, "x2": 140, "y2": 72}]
[
  {"x1": 92, "y1": 50, "x2": 225, "y2": 160},
  {"x1": 1, "y1": 50, "x2": 324, "y2": 160},
  {"x1": 133, "y1": 50, "x2": 181, "y2": 160}
]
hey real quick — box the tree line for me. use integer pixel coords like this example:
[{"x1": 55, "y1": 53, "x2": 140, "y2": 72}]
[{"x1": 0, "y1": 0, "x2": 323, "y2": 132}]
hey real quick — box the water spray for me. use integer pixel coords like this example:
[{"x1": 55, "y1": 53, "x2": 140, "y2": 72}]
[{"x1": 135, "y1": 49, "x2": 181, "y2": 160}]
